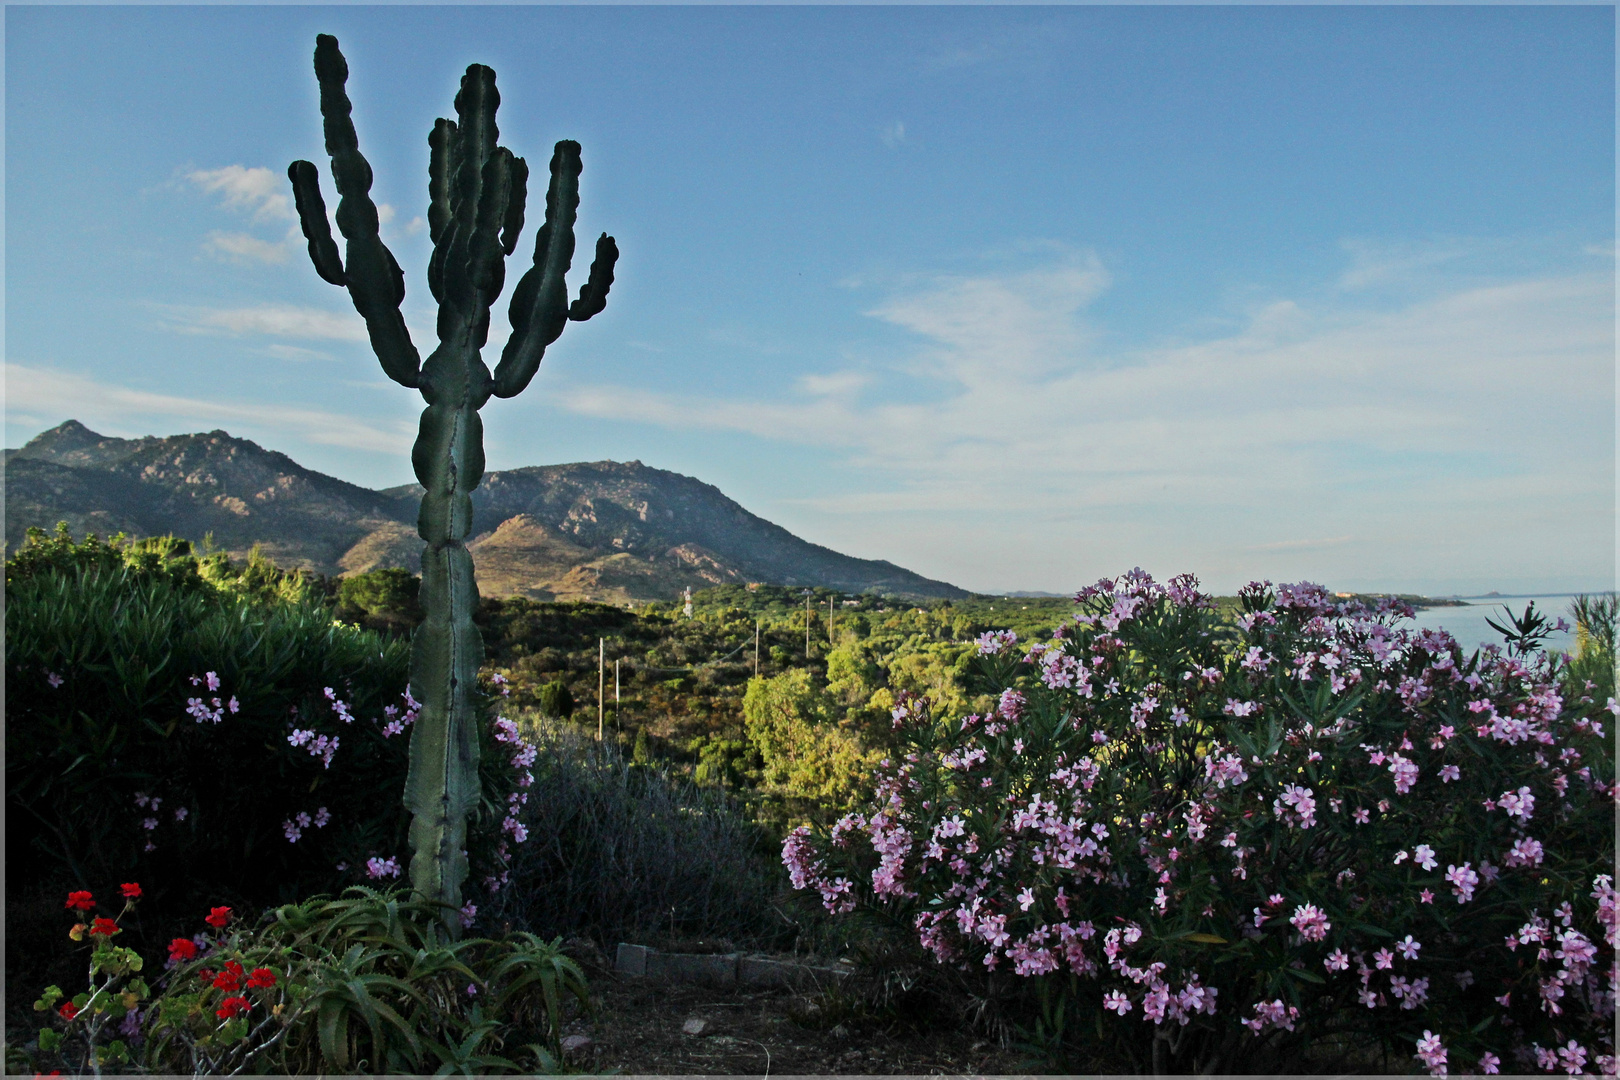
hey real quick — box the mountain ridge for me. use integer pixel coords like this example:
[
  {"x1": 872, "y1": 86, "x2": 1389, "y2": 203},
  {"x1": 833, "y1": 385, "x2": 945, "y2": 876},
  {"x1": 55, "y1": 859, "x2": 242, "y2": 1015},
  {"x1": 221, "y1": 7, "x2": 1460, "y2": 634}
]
[{"x1": 3, "y1": 420, "x2": 968, "y2": 603}]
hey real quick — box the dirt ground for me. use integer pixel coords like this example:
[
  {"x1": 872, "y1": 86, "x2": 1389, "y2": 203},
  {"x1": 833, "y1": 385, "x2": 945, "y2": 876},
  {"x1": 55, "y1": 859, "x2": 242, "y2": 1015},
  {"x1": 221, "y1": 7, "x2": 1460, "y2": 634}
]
[{"x1": 556, "y1": 942, "x2": 1032, "y2": 1076}]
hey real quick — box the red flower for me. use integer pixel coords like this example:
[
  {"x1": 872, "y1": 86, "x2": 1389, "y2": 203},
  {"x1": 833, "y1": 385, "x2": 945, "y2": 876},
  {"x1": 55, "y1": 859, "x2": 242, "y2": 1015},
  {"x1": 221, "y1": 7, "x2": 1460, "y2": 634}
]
[
  {"x1": 245, "y1": 967, "x2": 277, "y2": 989},
  {"x1": 213, "y1": 960, "x2": 244, "y2": 992},
  {"x1": 120, "y1": 882, "x2": 142, "y2": 900},
  {"x1": 214, "y1": 995, "x2": 249, "y2": 1019},
  {"x1": 57, "y1": 1001, "x2": 80, "y2": 1021},
  {"x1": 88, "y1": 917, "x2": 121, "y2": 938},
  {"x1": 168, "y1": 938, "x2": 199, "y2": 963},
  {"x1": 197, "y1": 968, "x2": 215, "y2": 983},
  {"x1": 204, "y1": 906, "x2": 232, "y2": 929},
  {"x1": 64, "y1": 891, "x2": 94, "y2": 911}
]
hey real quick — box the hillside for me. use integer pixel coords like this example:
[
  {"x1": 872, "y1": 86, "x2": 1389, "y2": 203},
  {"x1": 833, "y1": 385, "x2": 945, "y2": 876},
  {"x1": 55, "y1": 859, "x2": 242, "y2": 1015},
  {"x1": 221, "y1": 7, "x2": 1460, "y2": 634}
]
[{"x1": 3, "y1": 421, "x2": 967, "y2": 603}]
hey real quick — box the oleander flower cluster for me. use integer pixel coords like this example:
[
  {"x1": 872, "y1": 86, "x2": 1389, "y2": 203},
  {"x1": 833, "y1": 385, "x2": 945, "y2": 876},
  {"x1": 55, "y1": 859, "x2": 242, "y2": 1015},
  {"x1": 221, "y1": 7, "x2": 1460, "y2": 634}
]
[{"x1": 785, "y1": 570, "x2": 1615, "y2": 1075}]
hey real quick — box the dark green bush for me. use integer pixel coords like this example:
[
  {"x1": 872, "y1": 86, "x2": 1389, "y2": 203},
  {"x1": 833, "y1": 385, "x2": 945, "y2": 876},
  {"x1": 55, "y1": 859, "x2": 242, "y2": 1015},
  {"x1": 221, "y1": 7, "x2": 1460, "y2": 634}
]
[
  {"x1": 483, "y1": 720, "x2": 788, "y2": 950},
  {"x1": 5, "y1": 529, "x2": 524, "y2": 983},
  {"x1": 335, "y1": 567, "x2": 423, "y2": 635},
  {"x1": 536, "y1": 681, "x2": 575, "y2": 720}
]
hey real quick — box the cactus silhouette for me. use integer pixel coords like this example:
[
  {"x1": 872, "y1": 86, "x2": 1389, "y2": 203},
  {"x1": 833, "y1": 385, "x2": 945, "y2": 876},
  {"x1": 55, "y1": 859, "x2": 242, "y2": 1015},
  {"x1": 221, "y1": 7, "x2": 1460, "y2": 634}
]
[{"x1": 289, "y1": 34, "x2": 617, "y2": 933}]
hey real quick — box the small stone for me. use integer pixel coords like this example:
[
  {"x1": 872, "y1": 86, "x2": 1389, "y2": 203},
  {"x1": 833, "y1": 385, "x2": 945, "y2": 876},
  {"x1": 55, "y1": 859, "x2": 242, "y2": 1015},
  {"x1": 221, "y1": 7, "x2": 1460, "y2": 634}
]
[
  {"x1": 681, "y1": 1018, "x2": 708, "y2": 1036},
  {"x1": 560, "y1": 1034, "x2": 592, "y2": 1053}
]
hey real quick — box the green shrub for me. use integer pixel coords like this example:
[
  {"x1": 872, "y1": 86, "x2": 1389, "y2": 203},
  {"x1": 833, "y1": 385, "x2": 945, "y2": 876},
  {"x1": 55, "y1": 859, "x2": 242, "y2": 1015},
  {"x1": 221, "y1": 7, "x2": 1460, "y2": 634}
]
[
  {"x1": 21, "y1": 885, "x2": 584, "y2": 1076},
  {"x1": 536, "y1": 680, "x2": 575, "y2": 720},
  {"x1": 483, "y1": 720, "x2": 787, "y2": 949},
  {"x1": 335, "y1": 567, "x2": 423, "y2": 633},
  {"x1": 5, "y1": 529, "x2": 525, "y2": 975},
  {"x1": 1564, "y1": 592, "x2": 1617, "y2": 706}
]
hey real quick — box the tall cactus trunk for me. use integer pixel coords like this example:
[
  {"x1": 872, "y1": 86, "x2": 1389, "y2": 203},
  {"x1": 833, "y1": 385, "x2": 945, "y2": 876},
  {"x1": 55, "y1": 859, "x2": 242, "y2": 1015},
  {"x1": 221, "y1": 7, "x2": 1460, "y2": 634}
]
[
  {"x1": 289, "y1": 33, "x2": 617, "y2": 938},
  {"x1": 405, "y1": 366, "x2": 487, "y2": 929}
]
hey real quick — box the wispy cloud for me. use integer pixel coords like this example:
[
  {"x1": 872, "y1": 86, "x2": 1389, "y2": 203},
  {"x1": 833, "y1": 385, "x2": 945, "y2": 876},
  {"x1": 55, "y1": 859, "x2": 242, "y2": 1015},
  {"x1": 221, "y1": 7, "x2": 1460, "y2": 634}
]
[
  {"x1": 201, "y1": 230, "x2": 292, "y2": 265},
  {"x1": 550, "y1": 240, "x2": 1612, "y2": 591},
  {"x1": 3, "y1": 362, "x2": 412, "y2": 455},
  {"x1": 187, "y1": 165, "x2": 293, "y2": 223},
  {"x1": 184, "y1": 164, "x2": 413, "y2": 265},
  {"x1": 880, "y1": 121, "x2": 906, "y2": 147},
  {"x1": 159, "y1": 303, "x2": 368, "y2": 342}
]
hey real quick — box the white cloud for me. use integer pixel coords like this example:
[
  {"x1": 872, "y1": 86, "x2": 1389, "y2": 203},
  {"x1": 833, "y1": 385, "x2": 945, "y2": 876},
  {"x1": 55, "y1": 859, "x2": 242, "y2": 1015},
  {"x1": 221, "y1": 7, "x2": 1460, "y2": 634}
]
[
  {"x1": 881, "y1": 121, "x2": 906, "y2": 148},
  {"x1": 798, "y1": 371, "x2": 868, "y2": 397},
  {"x1": 161, "y1": 304, "x2": 368, "y2": 342},
  {"x1": 3, "y1": 362, "x2": 411, "y2": 455},
  {"x1": 201, "y1": 230, "x2": 292, "y2": 265},
  {"x1": 187, "y1": 165, "x2": 293, "y2": 224},
  {"x1": 551, "y1": 243, "x2": 1613, "y2": 592}
]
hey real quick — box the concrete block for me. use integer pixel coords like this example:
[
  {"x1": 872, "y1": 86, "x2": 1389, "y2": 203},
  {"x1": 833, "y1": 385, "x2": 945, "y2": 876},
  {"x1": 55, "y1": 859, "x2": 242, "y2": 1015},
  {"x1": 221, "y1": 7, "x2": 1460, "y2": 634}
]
[
  {"x1": 614, "y1": 942, "x2": 650, "y2": 978},
  {"x1": 648, "y1": 950, "x2": 739, "y2": 986}
]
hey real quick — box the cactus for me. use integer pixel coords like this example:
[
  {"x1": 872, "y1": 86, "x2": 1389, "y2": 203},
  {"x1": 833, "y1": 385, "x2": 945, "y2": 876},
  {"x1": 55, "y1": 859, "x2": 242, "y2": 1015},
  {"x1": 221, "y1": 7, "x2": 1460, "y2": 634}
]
[{"x1": 289, "y1": 34, "x2": 617, "y2": 934}]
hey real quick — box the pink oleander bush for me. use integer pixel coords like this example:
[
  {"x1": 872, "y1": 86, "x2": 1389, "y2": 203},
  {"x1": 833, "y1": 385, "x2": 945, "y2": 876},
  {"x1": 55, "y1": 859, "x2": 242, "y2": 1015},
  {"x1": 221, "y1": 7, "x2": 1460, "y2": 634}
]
[{"x1": 784, "y1": 570, "x2": 1616, "y2": 1075}]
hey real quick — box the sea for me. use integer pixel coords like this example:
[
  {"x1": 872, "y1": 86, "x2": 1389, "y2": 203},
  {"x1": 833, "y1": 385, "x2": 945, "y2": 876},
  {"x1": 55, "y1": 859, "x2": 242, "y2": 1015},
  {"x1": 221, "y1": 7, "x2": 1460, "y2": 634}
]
[{"x1": 1403, "y1": 594, "x2": 1598, "y2": 656}]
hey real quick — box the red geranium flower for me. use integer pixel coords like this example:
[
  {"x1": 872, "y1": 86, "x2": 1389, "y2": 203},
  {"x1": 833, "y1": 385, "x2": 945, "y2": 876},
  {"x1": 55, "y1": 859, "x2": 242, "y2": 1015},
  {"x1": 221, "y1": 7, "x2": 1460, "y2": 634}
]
[
  {"x1": 245, "y1": 967, "x2": 277, "y2": 989},
  {"x1": 64, "y1": 891, "x2": 94, "y2": 911},
  {"x1": 57, "y1": 1001, "x2": 80, "y2": 1021},
  {"x1": 88, "y1": 917, "x2": 121, "y2": 938},
  {"x1": 204, "y1": 906, "x2": 232, "y2": 929},
  {"x1": 197, "y1": 968, "x2": 215, "y2": 983},
  {"x1": 213, "y1": 960, "x2": 244, "y2": 992},
  {"x1": 168, "y1": 937, "x2": 199, "y2": 963},
  {"x1": 214, "y1": 995, "x2": 249, "y2": 1020},
  {"x1": 120, "y1": 882, "x2": 142, "y2": 900}
]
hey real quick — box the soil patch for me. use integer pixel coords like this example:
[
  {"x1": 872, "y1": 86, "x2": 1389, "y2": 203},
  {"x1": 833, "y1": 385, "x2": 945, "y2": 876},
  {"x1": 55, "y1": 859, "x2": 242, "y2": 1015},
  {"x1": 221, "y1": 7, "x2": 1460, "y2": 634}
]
[{"x1": 558, "y1": 942, "x2": 1029, "y2": 1075}]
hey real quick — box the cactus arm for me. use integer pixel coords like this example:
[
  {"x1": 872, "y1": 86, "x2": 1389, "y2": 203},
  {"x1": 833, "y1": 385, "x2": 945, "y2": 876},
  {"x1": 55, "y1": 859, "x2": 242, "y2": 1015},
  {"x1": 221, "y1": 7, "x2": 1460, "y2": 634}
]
[
  {"x1": 309, "y1": 34, "x2": 421, "y2": 389},
  {"x1": 287, "y1": 161, "x2": 347, "y2": 286},
  {"x1": 468, "y1": 148, "x2": 514, "y2": 305},
  {"x1": 501, "y1": 156, "x2": 529, "y2": 257},
  {"x1": 491, "y1": 141, "x2": 584, "y2": 398},
  {"x1": 568, "y1": 233, "x2": 620, "y2": 321},
  {"x1": 426, "y1": 119, "x2": 458, "y2": 304}
]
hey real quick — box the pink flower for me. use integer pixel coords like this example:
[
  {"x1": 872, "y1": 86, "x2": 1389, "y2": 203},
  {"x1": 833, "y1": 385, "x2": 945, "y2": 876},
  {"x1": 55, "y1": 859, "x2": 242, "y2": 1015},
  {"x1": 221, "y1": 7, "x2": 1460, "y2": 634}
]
[
  {"x1": 1396, "y1": 935, "x2": 1421, "y2": 960},
  {"x1": 1289, "y1": 903, "x2": 1331, "y2": 942},
  {"x1": 1374, "y1": 948, "x2": 1394, "y2": 969},
  {"x1": 1478, "y1": 1051, "x2": 1500, "y2": 1074},
  {"x1": 1438, "y1": 764, "x2": 1460, "y2": 783},
  {"x1": 1103, "y1": 989, "x2": 1132, "y2": 1015},
  {"x1": 1445, "y1": 863, "x2": 1479, "y2": 903},
  {"x1": 1324, "y1": 949, "x2": 1349, "y2": 971},
  {"x1": 1556, "y1": 1040, "x2": 1587, "y2": 1075},
  {"x1": 365, "y1": 856, "x2": 401, "y2": 879},
  {"x1": 1504, "y1": 837, "x2": 1544, "y2": 867},
  {"x1": 1414, "y1": 1030, "x2": 1447, "y2": 1076}
]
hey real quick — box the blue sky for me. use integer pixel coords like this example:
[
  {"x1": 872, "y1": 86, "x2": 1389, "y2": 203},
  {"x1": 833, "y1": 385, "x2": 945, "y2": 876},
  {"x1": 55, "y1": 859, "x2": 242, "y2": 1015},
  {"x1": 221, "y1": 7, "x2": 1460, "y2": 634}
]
[{"x1": 5, "y1": 4, "x2": 1614, "y2": 596}]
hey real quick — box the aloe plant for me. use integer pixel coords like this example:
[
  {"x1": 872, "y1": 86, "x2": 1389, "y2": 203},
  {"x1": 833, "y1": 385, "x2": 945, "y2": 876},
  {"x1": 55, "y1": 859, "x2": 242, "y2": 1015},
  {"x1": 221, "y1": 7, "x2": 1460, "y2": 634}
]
[{"x1": 288, "y1": 34, "x2": 618, "y2": 933}]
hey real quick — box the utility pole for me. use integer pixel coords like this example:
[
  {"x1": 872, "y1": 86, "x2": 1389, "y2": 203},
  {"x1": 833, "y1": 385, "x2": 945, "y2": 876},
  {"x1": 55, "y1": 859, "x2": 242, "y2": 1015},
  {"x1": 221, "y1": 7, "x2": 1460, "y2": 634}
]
[
  {"x1": 614, "y1": 658, "x2": 621, "y2": 731},
  {"x1": 754, "y1": 619, "x2": 761, "y2": 678},
  {"x1": 598, "y1": 638, "x2": 605, "y2": 742},
  {"x1": 828, "y1": 596, "x2": 835, "y2": 642}
]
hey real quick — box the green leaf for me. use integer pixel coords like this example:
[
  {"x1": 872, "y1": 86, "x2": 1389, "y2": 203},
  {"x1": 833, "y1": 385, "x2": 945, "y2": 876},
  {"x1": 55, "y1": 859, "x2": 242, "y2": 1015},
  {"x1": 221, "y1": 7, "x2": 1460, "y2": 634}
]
[
  {"x1": 1180, "y1": 932, "x2": 1229, "y2": 944},
  {"x1": 1283, "y1": 964, "x2": 1325, "y2": 984}
]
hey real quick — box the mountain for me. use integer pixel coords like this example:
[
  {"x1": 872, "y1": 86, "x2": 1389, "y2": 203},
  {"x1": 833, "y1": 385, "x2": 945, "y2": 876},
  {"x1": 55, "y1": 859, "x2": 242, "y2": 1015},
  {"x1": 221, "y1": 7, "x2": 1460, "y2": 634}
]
[{"x1": 3, "y1": 421, "x2": 968, "y2": 603}]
